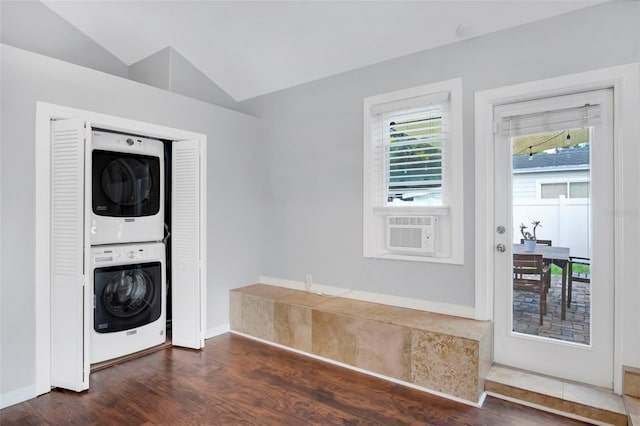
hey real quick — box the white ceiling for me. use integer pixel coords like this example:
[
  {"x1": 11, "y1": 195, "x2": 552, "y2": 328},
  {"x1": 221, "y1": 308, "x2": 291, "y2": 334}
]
[{"x1": 42, "y1": 1, "x2": 604, "y2": 101}]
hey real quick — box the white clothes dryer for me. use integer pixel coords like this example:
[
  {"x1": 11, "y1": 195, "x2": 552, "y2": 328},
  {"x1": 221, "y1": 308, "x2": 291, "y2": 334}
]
[
  {"x1": 91, "y1": 130, "x2": 164, "y2": 245},
  {"x1": 90, "y1": 242, "x2": 166, "y2": 364}
]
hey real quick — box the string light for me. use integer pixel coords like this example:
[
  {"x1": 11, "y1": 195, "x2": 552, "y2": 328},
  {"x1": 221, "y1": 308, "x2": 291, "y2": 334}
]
[
  {"x1": 528, "y1": 146, "x2": 533, "y2": 161},
  {"x1": 566, "y1": 130, "x2": 571, "y2": 144}
]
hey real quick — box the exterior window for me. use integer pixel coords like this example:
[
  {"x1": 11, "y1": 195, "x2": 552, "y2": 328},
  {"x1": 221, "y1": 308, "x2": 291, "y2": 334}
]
[
  {"x1": 569, "y1": 181, "x2": 589, "y2": 198},
  {"x1": 363, "y1": 79, "x2": 463, "y2": 264},
  {"x1": 541, "y1": 182, "x2": 567, "y2": 199},
  {"x1": 540, "y1": 181, "x2": 590, "y2": 199}
]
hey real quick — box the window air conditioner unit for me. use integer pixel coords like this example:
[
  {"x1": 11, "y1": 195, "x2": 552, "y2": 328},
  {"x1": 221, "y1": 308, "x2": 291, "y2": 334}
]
[{"x1": 386, "y1": 216, "x2": 437, "y2": 254}]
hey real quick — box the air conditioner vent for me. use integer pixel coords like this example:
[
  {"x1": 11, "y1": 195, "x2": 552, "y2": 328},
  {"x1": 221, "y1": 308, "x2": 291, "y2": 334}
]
[{"x1": 386, "y1": 215, "x2": 437, "y2": 254}]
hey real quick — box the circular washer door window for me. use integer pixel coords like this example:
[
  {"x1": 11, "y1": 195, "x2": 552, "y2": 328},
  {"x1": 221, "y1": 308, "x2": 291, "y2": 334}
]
[{"x1": 103, "y1": 270, "x2": 155, "y2": 318}]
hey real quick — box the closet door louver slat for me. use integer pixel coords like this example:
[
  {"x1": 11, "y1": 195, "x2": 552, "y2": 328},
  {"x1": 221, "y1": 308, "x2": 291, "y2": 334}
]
[
  {"x1": 171, "y1": 140, "x2": 203, "y2": 349},
  {"x1": 50, "y1": 118, "x2": 89, "y2": 391}
]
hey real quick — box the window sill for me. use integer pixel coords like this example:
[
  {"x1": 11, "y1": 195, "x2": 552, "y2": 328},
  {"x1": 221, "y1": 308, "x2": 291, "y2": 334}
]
[
  {"x1": 373, "y1": 206, "x2": 450, "y2": 216},
  {"x1": 365, "y1": 251, "x2": 463, "y2": 265}
]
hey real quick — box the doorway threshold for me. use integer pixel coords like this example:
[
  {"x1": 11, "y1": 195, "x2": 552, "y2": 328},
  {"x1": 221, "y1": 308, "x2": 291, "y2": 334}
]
[
  {"x1": 90, "y1": 332, "x2": 172, "y2": 373},
  {"x1": 485, "y1": 365, "x2": 627, "y2": 425}
]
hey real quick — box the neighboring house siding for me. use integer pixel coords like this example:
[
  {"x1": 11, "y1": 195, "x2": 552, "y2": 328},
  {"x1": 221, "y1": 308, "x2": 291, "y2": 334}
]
[{"x1": 513, "y1": 169, "x2": 589, "y2": 200}]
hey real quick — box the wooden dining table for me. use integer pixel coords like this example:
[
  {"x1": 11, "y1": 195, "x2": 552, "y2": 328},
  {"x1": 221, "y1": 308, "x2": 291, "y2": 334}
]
[{"x1": 513, "y1": 243, "x2": 571, "y2": 320}]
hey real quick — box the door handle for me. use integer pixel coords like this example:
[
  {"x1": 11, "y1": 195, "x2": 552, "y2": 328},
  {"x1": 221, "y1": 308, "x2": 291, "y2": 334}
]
[{"x1": 496, "y1": 243, "x2": 506, "y2": 253}]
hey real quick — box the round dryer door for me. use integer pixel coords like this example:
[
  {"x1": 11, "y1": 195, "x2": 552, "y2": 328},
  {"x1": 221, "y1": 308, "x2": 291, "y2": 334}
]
[
  {"x1": 92, "y1": 150, "x2": 161, "y2": 217},
  {"x1": 94, "y1": 261, "x2": 162, "y2": 333},
  {"x1": 102, "y1": 158, "x2": 152, "y2": 207}
]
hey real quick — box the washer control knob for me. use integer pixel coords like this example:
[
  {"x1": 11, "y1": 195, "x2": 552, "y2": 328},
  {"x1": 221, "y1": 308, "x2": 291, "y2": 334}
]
[
  {"x1": 128, "y1": 250, "x2": 136, "y2": 259},
  {"x1": 126, "y1": 138, "x2": 135, "y2": 146}
]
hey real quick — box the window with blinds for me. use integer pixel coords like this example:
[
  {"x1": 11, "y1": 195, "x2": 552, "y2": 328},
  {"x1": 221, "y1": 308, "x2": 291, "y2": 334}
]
[
  {"x1": 371, "y1": 92, "x2": 449, "y2": 207},
  {"x1": 363, "y1": 78, "x2": 464, "y2": 264}
]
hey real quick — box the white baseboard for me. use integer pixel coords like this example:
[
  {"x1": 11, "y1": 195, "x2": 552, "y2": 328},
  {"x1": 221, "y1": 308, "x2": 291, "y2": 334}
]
[
  {"x1": 258, "y1": 276, "x2": 476, "y2": 319},
  {"x1": 232, "y1": 330, "x2": 484, "y2": 407},
  {"x1": 206, "y1": 323, "x2": 230, "y2": 339},
  {"x1": 0, "y1": 384, "x2": 36, "y2": 409}
]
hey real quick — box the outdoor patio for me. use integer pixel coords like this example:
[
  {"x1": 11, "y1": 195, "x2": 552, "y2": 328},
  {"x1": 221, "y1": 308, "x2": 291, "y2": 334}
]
[{"x1": 513, "y1": 274, "x2": 591, "y2": 345}]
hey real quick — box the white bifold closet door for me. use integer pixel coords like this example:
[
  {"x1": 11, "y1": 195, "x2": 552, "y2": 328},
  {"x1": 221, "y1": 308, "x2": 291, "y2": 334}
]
[
  {"x1": 171, "y1": 140, "x2": 205, "y2": 349},
  {"x1": 50, "y1": 118, "x2": 91, "y2": 391},
  {"x1": 49, "y1": 120, "x2": 205, "y2": 392}
]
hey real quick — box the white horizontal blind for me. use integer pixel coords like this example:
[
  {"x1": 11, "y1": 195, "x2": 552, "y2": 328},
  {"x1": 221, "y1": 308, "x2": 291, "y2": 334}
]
[
  {"x1": 371, "y1": 92, "x2": 449, "y2": 206},
  {"x1": 502, "y1": 103, "x2": 601, "y2": 136}
]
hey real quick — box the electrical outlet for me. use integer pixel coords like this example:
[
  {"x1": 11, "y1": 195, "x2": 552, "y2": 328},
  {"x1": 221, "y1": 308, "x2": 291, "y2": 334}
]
[{"x1": 305, "y1": 274, "x2": 312, "y2": 291}]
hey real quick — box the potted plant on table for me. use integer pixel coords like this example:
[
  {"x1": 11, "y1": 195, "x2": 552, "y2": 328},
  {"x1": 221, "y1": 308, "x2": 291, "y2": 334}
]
[{"x1": 520, "y1": 220, "x2": 542, "y2": 252}]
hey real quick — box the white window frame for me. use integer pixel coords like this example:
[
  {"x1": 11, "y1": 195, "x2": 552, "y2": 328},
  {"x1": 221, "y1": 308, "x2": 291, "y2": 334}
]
[{"x1": 363, "y1": 78, "x2": 464, "y2": 264}]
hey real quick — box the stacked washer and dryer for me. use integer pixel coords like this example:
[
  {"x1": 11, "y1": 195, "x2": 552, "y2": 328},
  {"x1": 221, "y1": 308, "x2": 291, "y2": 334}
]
[{"x1": 89, "y1": 130, "x2": 167, "y2": 364}]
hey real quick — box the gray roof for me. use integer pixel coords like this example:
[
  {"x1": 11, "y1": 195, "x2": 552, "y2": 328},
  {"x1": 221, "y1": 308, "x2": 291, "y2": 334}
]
[{"x1": 513, "y1": 145, "x2": 589, "y2": 171}]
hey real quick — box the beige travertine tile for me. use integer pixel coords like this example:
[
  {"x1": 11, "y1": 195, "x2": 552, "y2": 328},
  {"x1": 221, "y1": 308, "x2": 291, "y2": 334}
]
[
  {"x1": 625, "y1": 366, "x2": 640, "y2": 398},
  {"x1": 624, "y1": 395, "x2": 640, "y2": 426},
  {"x1": 396, "y1": 310, "x2": 491, "y2": 341},
  {"x1": 274, "y1": 302, "x2": 312, "y2": 352},
  {"x1": 563, "y1": 382, "x2": 626, "y2": 414},
  {"x1": 312, "y1": 310, "x2": 411, "y2": 381},
  {"x1": 239, "y1": 294, "x2": 275, "y2": 341},
  {"x1": 486, "y1": 365, "x2": 564, "y2": 399},
  {"x1": 231, "y1": 284, "x2": 296, "y2": 300},
  {"x1": 312, "y1": 311, "x2": 357, "y2": 365},
  {"x1": 485, "y1": 380, "x2": 563, "y2": 408},
  {"x1": 278, "y1": 291, "x2": 330, "y2": 308},
  {"x1": 411, "y1": 330, "x2": 480, "y2": 402},
  {"x1": 311, "y1": 297, "x2": 396, "y2": 322},
  {"x1": 315, "y1": 296, "x2": 490, "y2": 341},
  {"x1": 229, "y1": 291, "x2": 243, "y2": 331},
  {"x1": 477, "y1": 324, "x2": 493, "y2": 392}
]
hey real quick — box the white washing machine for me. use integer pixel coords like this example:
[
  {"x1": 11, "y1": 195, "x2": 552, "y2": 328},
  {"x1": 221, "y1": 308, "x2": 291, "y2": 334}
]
[
  {"x1": 91, "y1": 130, "x2": 164, "y2": 245},
  {"x1": 91, "y1": 242, "x2": 166, "y2": 364}
]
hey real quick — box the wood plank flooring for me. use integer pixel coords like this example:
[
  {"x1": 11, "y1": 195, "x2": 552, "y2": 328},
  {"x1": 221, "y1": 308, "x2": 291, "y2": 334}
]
[{"x1": 1, "y1": 333, "x2": 588, "y2": 425}]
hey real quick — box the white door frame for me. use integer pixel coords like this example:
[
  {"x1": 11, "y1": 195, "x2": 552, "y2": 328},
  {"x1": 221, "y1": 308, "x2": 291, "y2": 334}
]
[
  {"x1": 34, "y1": 102, "x2": 207, "y2": 396},
  {"x1": 474, "y1": 63, "x2": 639, "y2": 394}
]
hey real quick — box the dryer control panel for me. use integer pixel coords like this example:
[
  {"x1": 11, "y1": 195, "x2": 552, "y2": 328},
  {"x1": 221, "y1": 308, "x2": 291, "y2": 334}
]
[{"x1": 91, "y1": 243, "x2": 164, "y2": 265}]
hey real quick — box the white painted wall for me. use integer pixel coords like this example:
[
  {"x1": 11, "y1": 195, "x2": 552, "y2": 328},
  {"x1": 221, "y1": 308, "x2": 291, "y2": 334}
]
[
  {"x1": 128, "y1": 47, "x2": 172, "y2": 91},
  {"x1": 0, "y1": 0, "x2": 128, "y2": 78},
  {"x1": 240, "y1": 1, "x2": 640, "y2": 308},
  {"x1": 0, "y1": 45, "x2": 264, "y2": 403},
  {"x1": 129, "y1": 46, "x2": 241, "y2": 112}
]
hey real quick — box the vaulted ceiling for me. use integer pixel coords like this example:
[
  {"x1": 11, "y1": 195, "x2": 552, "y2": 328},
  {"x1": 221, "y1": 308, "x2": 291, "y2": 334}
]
[{"x1": 42, "y1": 1, "x2": 604, "y2": 101}]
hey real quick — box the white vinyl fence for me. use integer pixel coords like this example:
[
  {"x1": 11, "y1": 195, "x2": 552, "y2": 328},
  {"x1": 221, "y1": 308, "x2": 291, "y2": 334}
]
[{"x1": 513, "y1": 195, "x2": 590, "y2": 258}]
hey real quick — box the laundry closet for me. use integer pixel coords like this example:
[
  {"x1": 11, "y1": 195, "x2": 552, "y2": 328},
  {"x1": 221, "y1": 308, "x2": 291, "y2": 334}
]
[{"x1": 47, "y1": 108, "x2": 206, "y2": 392}]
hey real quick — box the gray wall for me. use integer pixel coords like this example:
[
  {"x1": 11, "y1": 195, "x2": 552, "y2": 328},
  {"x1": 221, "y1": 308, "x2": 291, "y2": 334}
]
[
  {"x1": 0, "y1": 45, "x2": 264, "y2": 399},
  {"x1": 240, "y1": 1, "x2": 640, "y2": 307},
  {"x1": 0, "y1": 0, "x2": 129, "y2": 78},
  {"x1": 129, "y1": 47, "x2": 172, "y2": 91},
  {"x1": 1, "y1": 1, "x2": 242, "y2": 113},
  {"x1": 169, "y1": 48, "x2": 240, "y2": 111},
  {"x1": 129, "y1": 47, "x2": 241, "y2": 111}
]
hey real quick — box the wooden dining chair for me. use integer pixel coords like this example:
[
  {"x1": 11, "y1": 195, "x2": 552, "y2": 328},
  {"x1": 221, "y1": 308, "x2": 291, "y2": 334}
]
[
  {"x1": 567, "y1": 256, "x2": 590, "y2": 308},
  {"x1": 519, "y1": 239, "x2": 553, "y2": 292},
  {"x1": 513, "y1": 253, "x2": 549, "y2": 325}
]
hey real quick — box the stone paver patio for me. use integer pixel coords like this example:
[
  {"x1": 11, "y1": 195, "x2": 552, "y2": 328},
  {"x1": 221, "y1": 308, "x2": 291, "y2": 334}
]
[{"x1": 512, "y1": 274, "x2": 591, "y2": 345}]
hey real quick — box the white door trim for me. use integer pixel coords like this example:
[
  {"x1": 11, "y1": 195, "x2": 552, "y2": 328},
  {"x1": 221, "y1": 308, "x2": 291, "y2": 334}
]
[
  {"x1": 474, "y1": 63, "x2": 640, "y2": 394},
  {"x1": 35, "y1": 102, "x2": 207, "y2": 396}
]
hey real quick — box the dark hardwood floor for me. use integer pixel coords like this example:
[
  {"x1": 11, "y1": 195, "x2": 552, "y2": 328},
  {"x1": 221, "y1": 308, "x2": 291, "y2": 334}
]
[{"x1": 1, "y1": 333, "x2": 587, "y2": 425}]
